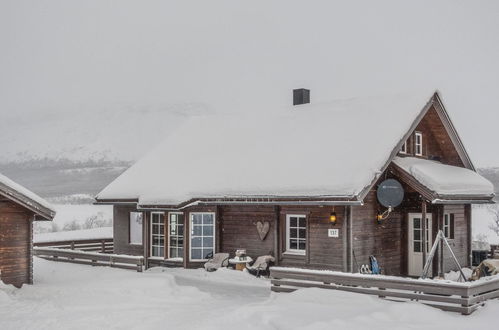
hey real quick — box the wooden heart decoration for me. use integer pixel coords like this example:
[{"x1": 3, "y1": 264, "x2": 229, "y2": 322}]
[{"x1": 256, "y1": 221, "x2": 270, "y2": 240}]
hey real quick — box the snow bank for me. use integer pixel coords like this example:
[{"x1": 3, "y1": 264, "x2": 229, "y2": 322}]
[
  {"x1": 393, "y1": 156, "x2": 494, "y2": 197},
  {"x1": 0, "y1": 172, "x2": 55, "y2": 214},
  {"x1": 34, "y1": 227, "x2": 112, "y2": 243},
  {"x1": 1, "y1": 258, "x2": 499, "y2": 330},
  {"x1": 98, "y1": 91, "x2": 435, "y2": 205}
]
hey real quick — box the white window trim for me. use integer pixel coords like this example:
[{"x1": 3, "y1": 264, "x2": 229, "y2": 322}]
[
  {"x1": 150, "y1": 211, "x2": 165, "y2": 258},
  {"x1": 285, "y1": 214, "x2": 307, "y2": 256},
  {"x1": 415, "y1": 132, "x2": 423, "y2": 156},
  {"x1": 189, "y1": 212, "x2": 216, "y2": 262},
  {"x1": 129, "y1": 211, "x2": 143, "y2": 246},
  {"x1": 400, "y1": 140, "x2": 407, "y2": 154},
  {"x1": 167, "y1": 212, "x2": 184, "y2": 260}
]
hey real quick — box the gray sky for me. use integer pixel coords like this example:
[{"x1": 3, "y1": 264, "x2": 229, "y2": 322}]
[{"x1": 1, "y1": 1, "x2": 499, "y2": 166}]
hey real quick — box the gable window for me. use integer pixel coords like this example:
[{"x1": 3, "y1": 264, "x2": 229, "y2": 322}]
[
  {"x1": 190, "y1": 213, "x2": 215, "y2": 261},
  {"x1": 168, "y1": 212, "x2": 184, "y2": 259},
  {"x1": 415, "y1": 132, "x2": 423, "y2": 156},
  {"x1": 443, "y1": 213, "x2": 455, "y2": 239},
  {"x1": 286, "y1": 215, "x2": 307, "y2": 255},
  {"x1": 400, "y1": 140, "x2": 408, "y2": 154},
  {"x1": 129, "y1": 212, "x2": 143, "y2": 245},
  {"x1": 150, "y1": 212, "x2": 165, "y2": 258}
]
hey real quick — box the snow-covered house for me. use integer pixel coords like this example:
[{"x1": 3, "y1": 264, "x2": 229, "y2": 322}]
[
  {"x1": 96, "y1": 90, "x2": 494, "y2": 276},
  {"x1": 0, "y1": 173, "x2": 55, "y2": 287}
]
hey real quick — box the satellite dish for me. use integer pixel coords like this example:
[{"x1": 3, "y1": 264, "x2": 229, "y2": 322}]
[{"x1": 377, "y1": 179, "x2": 404, "y2": 208}]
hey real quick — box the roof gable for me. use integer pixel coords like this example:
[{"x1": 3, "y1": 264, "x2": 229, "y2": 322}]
[
  {"x1": 0, "y1": 173, "x2": 55, "y2": 220},
  {"x1": 97, "y1": 90, "x2": 443, "y2": 206},
  {"x1": 357, "y1": 91, "x2": 478, "y2": 202}
]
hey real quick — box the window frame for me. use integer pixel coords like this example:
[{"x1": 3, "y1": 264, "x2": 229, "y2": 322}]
[
  {"x1": 150, "y1": 212, "x2": 165, "y2": 259},
  {"x1": 129, "y1": 211, "x2": 143, "y2": 245},
  {"x1": 167, "y1": 212, "x2": 184, "y2": 260},
  {"x1": 443, "y1": 213, "x2": 455, "y2": 239},
  {"x1": 285, "y1": 214, "x2": 307, "y2": 256},
  {"x1": 189, "y1": 212, "x2": 216, "y2": 262},
  {"x1": 400, "y1": 140, "x2": 408, "y2": 154},
  {"x1": 415, "y1": 132, "x2": 423, "y2": 156}
]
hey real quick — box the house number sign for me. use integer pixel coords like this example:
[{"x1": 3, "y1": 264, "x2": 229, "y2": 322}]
[{"x1": 328, "y1": 229, "x2": 339, "y2": 238}]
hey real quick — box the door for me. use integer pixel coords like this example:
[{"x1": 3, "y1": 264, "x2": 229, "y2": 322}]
[
  {"x1": 408, "y1": 213, "x2": 432, "y2": 277},
  {"x1": 168, "y1": 212, "x2": 184, "y2": 259},
  {"x1": 150, "y1": 212, "x2": 165, "y2": 258}
]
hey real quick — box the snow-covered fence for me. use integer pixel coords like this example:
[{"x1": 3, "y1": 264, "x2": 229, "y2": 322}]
[
  {"x1": 34, "y1": 238, "x2": 113, "y2": 253},
  {"x1": 34, "y1": 247, "x2": 144, "y2": 272},
  {"x1": 270, "y1": 267, "x2": 499, "y2": 315}
]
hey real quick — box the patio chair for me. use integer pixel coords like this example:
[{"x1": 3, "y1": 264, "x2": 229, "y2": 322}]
[
  {"x1": 246, "y1": 255, "x2": 275, "y2": 277},
  {"x1": 203, "y1": 252, "x2": 229, "y2": 272}
]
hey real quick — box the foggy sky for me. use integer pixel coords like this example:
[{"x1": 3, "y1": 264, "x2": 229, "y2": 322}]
[{"x1": 1, "y1": 1, "x2": 499, "y2": 166}]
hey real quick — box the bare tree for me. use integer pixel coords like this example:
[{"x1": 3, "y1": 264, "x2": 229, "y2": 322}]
[{"x1": 488, "y1": 207, "x2": 499, "y2": 236}]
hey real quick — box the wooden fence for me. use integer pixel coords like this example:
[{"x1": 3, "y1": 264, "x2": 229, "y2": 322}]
[
  {"x1": 34, "y1": 247, "x2": 144, "y2": 272},
  {"x1": 34, "y1": 238, "x2": 113, "y2": 253},
  {"x1": 270, "y1": 267, "x2": 499, "y2": 315}
]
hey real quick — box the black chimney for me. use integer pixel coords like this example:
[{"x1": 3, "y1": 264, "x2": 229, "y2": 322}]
[{"x1": 293, "y1": 88, "x2": 310, "y2": 105}]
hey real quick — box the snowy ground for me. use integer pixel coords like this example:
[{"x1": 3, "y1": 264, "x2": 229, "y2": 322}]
[{"x1": 0, "y1": 258, "x2": 498, "y2": 330}]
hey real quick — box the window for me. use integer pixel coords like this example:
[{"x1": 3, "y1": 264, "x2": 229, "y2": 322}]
[
  {"x1": 443, "y1": 213, "x2": 455, "y2": 239},
  {"x1": 168, "y1": 213, "x2": 184, "y2": 259},
  {"x1": 150, "y1": 212, "x2": 165, "y2": 258},
  {"x1": 400, "y1": 140, "x2": 408, "y2": 154},
  {"x1": 286, "y1": 215, "x2": 307, "y2": 255},
  {"x1": 415, "y1": 132, "x2": 423, "y2": 156},
  {"x1": 190, "y1": 213, "x2": 215, "y2": 261},
  {"x1": 129, "y1": 212, "x2": 143, "y2": 245}
]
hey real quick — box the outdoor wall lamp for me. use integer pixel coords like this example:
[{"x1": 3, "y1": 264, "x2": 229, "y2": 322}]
[
  {"x1": 329, "y1": 212, "x2": 337, "y2": 225},
  {"x1": 376, "y1": 206, "x2": 393, "y2": 224}
]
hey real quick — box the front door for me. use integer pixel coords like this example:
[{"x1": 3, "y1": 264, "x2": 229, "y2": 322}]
[{"x1": 407, "y1": 213, "x2": 432, "y2": 277}]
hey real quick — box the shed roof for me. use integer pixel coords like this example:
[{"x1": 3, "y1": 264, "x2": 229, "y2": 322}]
[
  {"x1": 97, "y1": 90, "x2": 449, "y2": 206},
  {"x1": 392, "y1": 156, "x2": 494, "y2": 200},
  {"x1": 0, "y1": 172, "x2": 55, "y2": 220}
]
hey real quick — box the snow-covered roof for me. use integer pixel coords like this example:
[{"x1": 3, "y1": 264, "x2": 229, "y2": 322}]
[
  {"x1": 97, "y1": 91, "x2": 440, "y2": 206},
  {"x1": 0, "y1": 172, "x2": 55, "y2": 219},
  {"x1": 393, "y1": 156, "x2": 494, "y2": 199}
]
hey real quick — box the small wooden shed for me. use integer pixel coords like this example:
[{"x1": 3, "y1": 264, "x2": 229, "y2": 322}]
[{"x1": 0, "y1": 173, "x2": 55, "y2": 287}]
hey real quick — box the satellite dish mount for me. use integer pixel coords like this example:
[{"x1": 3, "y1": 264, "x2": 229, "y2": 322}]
[{"x1": 376, "y1": 179, "x2": 404, "y2": 223}]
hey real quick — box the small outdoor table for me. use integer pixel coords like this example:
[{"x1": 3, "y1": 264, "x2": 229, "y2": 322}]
[{"x1": 229, "y1": 257, "x2": 253, "y2": 271}]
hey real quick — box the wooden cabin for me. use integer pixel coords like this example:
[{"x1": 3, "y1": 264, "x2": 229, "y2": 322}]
[
  {"x1": 0, "y1": 173, "x2": 55, "y2": 287},
  {"x1": 96, "y1": 90, "x2": 494, "y2": 277}
]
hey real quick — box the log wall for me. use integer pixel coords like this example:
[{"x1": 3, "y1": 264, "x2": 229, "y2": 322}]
[{"x1": 0, "y1": 200, "x2": 32, "y2": 287}]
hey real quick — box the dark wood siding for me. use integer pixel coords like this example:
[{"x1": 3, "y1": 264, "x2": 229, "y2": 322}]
[
  {"x1": 402, "y1": 105, "x2": 465, "y2": 167},
  {"x1": 352, "y1": 191, "x2": 404, "y2": 275},
  {"x1": 442, "y1": 204, "x2": 469, "y2": 272},
  {"x1": 276, "y1": 206, "x2": 345, "y2": 270},
  {"x1": 113, "y1": 205, "x2": 143, "y2": 256},
  {"x1": 219, "y1": 205, "x2": 276, "y2": 259},
  {"x1": 0, "y1": 200, "x2": 32, "y2": 287}
]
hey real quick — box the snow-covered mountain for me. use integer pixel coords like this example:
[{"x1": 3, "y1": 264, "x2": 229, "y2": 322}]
[{"x1": 0, "y1": 102, "x2": 213, "y2": 199}]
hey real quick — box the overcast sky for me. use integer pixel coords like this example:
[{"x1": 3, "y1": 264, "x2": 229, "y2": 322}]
[{"x1": 1, "y1": 1, "x2": 499, "y2": 166}]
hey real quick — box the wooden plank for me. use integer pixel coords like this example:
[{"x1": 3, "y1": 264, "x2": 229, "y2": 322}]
[
  {"x1": 271, "y1": 279, "x2": 469, "y2": 304},
  {"x1": 270, "y1": 269, "x2": 469, "y2": 296}
]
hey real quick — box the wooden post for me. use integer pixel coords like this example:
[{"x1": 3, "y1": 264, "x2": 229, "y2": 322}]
[
  {"x1": 421, "y1": 200, "x2": 427, "y2": 272},
  {"x1": 101, "y1": 240, "x2": 105, "y2": 253},
  {"x1": 274, "y1": 206, "x2": 280, "y2": 266},
  {"x1": 465, "y1": 205, "x2": 472, "y2": 267},
  {"x1": 439, "y1": 206, "x2": 444, "y2": 277},
  {"x1": 348, "y1": 206, "x2": 353, "y2": 273},
  {"x1": 342, "y1": 206, "x2": 348, "y2": 272},
  {"x1": 70, "y1": 241, "x2": 75, "y2": 250}
]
